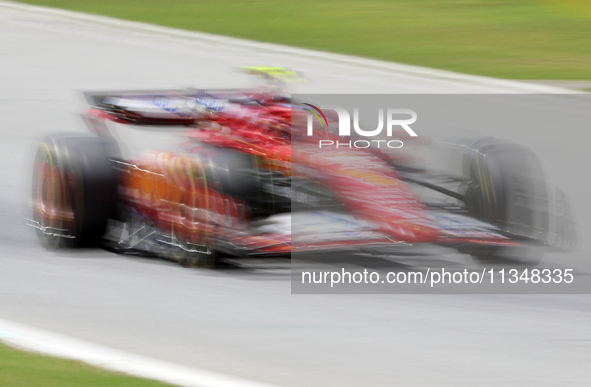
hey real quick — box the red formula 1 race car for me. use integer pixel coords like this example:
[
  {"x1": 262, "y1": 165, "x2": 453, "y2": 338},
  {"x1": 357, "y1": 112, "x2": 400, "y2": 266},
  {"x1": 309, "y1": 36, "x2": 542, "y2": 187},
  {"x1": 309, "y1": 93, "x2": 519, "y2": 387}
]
[{"x1": 30, "y1": 69, "x2": 576, "y2": 268}]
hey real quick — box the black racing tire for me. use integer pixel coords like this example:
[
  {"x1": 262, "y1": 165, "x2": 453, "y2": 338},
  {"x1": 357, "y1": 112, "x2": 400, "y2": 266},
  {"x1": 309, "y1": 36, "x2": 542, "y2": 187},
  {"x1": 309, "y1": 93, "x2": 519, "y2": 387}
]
[
  {"x1": 31, "y1": 133, "x2": 120, "y2": 249},
  {"x1": 462, "y1": 138, "x2": 549, "y2": 265},
  {"x1": 192, "y1": 145, "x2": 291, "y2": 217}
]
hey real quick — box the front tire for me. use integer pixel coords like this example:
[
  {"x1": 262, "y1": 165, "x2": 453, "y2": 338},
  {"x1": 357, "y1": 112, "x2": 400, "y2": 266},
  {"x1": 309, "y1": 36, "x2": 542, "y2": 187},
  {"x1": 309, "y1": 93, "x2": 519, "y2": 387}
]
[{"x1": 462, "y1": 139, "x2": 548, "y2": 265}]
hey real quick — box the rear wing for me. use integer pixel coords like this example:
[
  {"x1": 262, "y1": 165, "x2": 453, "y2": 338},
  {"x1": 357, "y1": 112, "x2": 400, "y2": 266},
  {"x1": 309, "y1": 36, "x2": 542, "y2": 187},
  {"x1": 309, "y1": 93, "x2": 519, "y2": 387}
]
[{"x1": 83, "y1": 89, "x2": 256, "y2": 126}]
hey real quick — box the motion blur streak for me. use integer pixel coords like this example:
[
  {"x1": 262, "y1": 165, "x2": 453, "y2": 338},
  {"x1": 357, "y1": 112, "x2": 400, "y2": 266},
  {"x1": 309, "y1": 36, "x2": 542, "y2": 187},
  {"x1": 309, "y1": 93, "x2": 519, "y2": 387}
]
[{"x1": 1, "y1": 2, "x2": 591, "y2": 387}]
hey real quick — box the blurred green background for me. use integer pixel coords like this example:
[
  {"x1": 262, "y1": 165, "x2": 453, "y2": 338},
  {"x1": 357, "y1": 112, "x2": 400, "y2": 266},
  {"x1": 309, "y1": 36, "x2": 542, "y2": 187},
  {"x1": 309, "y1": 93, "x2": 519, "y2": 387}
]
[{"x1": 13, "y1": 0, "x2": 591, "y2": 79}]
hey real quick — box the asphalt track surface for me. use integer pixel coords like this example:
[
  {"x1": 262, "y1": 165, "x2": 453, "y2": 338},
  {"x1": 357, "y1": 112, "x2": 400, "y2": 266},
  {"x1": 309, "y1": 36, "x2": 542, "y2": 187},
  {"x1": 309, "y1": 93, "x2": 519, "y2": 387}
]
[{"x1": 1, "y1": 2, "x2": 591, "y2": 386}]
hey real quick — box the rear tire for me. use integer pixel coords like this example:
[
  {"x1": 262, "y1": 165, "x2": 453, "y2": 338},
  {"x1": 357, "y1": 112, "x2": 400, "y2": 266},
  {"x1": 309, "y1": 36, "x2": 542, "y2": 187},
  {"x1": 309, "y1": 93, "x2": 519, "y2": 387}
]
[{"x1": 31, "y1": 133, "x2": 120, "y2": 249}]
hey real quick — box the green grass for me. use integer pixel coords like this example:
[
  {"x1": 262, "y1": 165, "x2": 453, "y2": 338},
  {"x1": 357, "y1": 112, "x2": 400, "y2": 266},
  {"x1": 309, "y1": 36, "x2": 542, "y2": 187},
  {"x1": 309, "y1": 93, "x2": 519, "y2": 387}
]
[
  {"x1": 0, "y1": 342, "x2": 175, "y2": 387},
  {"x1": 12, "y1": 0, "x2": 591, "y2": 80}
]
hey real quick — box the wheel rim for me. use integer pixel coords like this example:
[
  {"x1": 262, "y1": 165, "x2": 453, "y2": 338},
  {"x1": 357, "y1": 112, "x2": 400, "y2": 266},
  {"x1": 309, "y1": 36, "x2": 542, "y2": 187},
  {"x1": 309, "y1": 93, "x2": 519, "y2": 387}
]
[{"x1": 32, "y1": 148, "x2": 75, "y2": 247}]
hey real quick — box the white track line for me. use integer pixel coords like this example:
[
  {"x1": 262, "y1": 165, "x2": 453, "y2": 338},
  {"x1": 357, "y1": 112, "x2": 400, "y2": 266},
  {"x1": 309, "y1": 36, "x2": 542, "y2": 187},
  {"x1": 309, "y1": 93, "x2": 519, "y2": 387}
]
[
  {"x1": 0, "y1": 318, "x2": 278, "y2": 387},
  {"x1": 0, "y1": 0, "x2": 578, "y2": 94}
]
